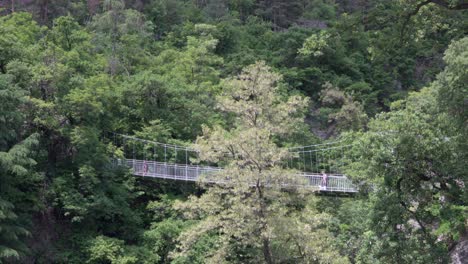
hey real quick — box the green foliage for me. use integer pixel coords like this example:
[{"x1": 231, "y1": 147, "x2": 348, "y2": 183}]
[
  {"x1": 0, "y1": 74, "x2": 24, "y2": 147},
  {"x1": 0, "y1": 199, "x2": 29, "y2": 261},
  {"x1": 87, "y1": 235, "x2": 159, "y2": 264},
  {"x1": 0, "y1": 12, "x2": 41, "y2": 72},
  {"x1": 0, "y1": 69, "x2": 41, "y2": 262},
  {"x1": 314, "y1": 82, "x2": 368, "y2": 136},
  {"x1": 91, "y1": 1, "x2": 155, "y2": 76},
  {"x1": 172, "y1": 62, "x2": 346, "y2": 263},
  {"x1": 436, "y1": 37, "x2": 468, "y2": 128},
  {"x1": 144, "y1": 219, "x2": 187, "y2": 263},
  {"x1": 0, "y1": 2, "x2": 466, "y2": 263},
  {"x1": 298, "y1": 31, "x2": 331, "y2": 57},
  {"x1": 341, "y1": 37, "x2": 467, "y2": 263}
]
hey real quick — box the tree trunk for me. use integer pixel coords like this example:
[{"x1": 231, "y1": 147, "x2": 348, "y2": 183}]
[
  {"x1": 256, "y1": 181, "x2": 274, "y2": 264},
  {"x1": 262, "y1": 238, "x2": 274, "y2": 264},
  {"x1": 40, "y1": 0, "x2": 49, "y2": 24}
]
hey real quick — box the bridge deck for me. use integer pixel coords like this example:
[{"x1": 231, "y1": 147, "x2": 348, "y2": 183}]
[{"x1": 114, "y1": 159, "x2": 357, "y2": 193}]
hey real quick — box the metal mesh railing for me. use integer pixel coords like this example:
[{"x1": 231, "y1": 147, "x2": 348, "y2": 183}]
[{"x1": 113, "y1": 159, "x2": 357, "y2": 193}]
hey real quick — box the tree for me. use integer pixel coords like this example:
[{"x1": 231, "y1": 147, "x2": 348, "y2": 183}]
[
  {"x1": 298, "y1": 31, "x2": 331, "y2": 57},
  {"x1": 0, "y1": 12, "x2": 41, "y2": 74},
  {"x1": 119, "y1": 24, "x2": 224, "y2": 138},
  {"x1": 343, "y1": 37, "x2": 467, "y2": 263},
  {"x1": 86, "y1": 235, "x2": 159, "y2": 264},
  {"x1": 170, "y1": 62, "x2": 347, "y2": 263},
  {"x1": 313, "y1": 82, "x2": 368, "y2": 137},
  {"x1": 255, "y1": 0, "x2": 307, "y2": 29},
  {"x1": 0, "y1": 199, "x2": 28, "y2": 261},
  {"x1": 0, "y1": 73, "x2": 40, "y2": 262},
  {"x1": 436, "y1": 37, "x2": 467, "y2": 128},
  {"x1": 90, "y1": 0, "x2": 154, "y2": 76},
  {"x1": 0, "y1": 133, "x2": 39, "y2": 262},
  {"x1": 143, "y1": 195, "x2": 191, "y2": 264}
]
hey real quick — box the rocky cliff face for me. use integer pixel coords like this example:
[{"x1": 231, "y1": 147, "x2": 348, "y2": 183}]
[{"x1": 451, "y1": 235, "x2": 468, "y2": 264}]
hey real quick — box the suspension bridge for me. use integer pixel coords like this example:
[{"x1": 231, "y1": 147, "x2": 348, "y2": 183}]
[{"x1": 109, "y1": 133, "x2": 358, "y2": 193}]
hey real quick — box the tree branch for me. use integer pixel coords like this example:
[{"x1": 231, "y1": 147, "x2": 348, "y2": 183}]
[
  {"x1": 401, "y1": 0, "x2": 432, "y2": 42},
  {"x1": 430, "y1": 0, "x2": 468, "y2": 10},
  {"x1": 401, "y1": 0, "x2": 468, "y2": 42},
  {"x1": 400, "y1": 201, "x2": 428, "y2": 235}
]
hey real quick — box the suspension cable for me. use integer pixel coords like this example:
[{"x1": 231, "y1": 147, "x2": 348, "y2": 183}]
[
  {"x1": 288, "y1": 140, "x2": 345, "y2": 150},
  {"x1": 112, "y1": 132, "x2": 198, "y2": 152},
  {"x1": 290, "y1": 144, "x2": 354, "y2": 154}
]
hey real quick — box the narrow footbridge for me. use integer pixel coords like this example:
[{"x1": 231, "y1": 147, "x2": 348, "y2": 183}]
[
  {"x1": 114, "y1": 159, "x2": 357, "y2": 193},
  {"x1": 110, "y1": 134, "x2": 358, "y2": 194}
]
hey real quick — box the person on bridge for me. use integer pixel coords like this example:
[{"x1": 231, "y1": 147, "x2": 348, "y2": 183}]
[
  {"x1": 321, "y1": 171, "x2": 328, "y2": 190},
  {"x1": 143, "y1": 161, "x2": 148, "y2": 176}
]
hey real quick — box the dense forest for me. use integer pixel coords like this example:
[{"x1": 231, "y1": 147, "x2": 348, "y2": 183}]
[{"x1": 0, "y1": 0, "x2": 466, "y2": 263}]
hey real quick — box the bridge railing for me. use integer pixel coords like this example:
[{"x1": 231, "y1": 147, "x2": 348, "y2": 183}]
[
  {"x1": 300, "y1": 173, "x2": 356, "y2": 192},
  {"x1": 112, "y1": 159, "x2": 357, "y2": 193}
]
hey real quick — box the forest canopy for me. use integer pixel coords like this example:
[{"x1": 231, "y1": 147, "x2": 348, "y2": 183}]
[{"x1": 0, "y1": 1, "x2": 466, "y2": 263}]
